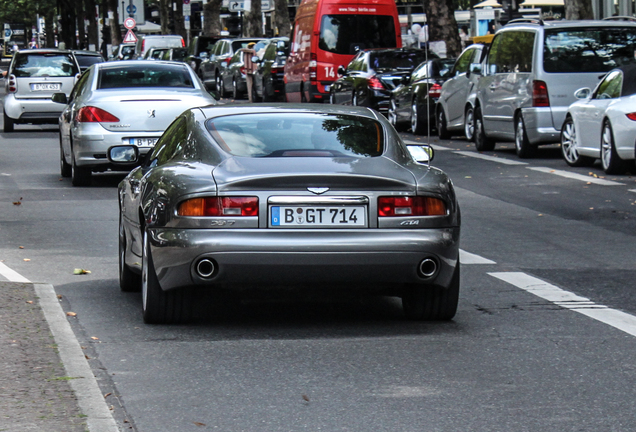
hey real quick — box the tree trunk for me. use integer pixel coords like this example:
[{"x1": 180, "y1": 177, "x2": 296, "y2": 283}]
[
  {"x1": 422, "y1": 0, "x2": 462, "y2": 58},
  {"x1": 203, "y1": 0, "x2": 223, "y2": 36},
  {"x1": 244, "y1": 0, "x2": 263, "y2": 37},
  {"x1": 45, "y1": 9, "x2": 56, "y2": 48},
  {"x1": 108, "y1": 0, "x2": 122, "y2": 45},
  {"x1": 564, "y1": 0, "x2": 594, "y2": 19},
  {"x1": 274, "y1": 0, "x2": 290, "y2": 37},
  {"x1": 160, "y1": 0, "x2": 171, "y2": 34},
  {"x1": 174, "y1": 0, "x2": 185, "y2": 37},
  {"x1": 85, "y1": 0, "x2": 99, "y2": 50}
]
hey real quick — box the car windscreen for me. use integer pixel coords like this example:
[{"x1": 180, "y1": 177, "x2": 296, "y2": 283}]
[
  {"x1": 11, "y1": 53, "x2": 79, "y2": 77},
  {"x1": 543, "y1": 27, "x2": 636, "y2": 73},
  {"x1": 206, "y1": 113, "x2": 384, "y2": 158},
  {"x1": 319, "y1": 15, "x2": 397, "y2": 55},
  {"x1": 97, "y1": 64, "x2": 194, "y2": 89},
  {"x1": 171, "y1": 48, "x2": 188, "y2": 61},
  {"x1": 370, "y1": 51, "x2": 432, "y2": 71},
  {"x1": 76, "y1": 55, "x2": 103, "y2": 68}
]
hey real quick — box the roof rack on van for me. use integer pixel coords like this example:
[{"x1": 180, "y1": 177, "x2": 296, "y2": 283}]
[
  {"x1": 602, "y1": 16, "x2": 636, "y2": 21},
  {"x1": 506, "y1": 18, "x2": 544, "y2": 25}
]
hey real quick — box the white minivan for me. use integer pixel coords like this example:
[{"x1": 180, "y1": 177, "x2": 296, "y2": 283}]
[{"x1": 134, "y1": 35, "x2": 185, "y2": 60}]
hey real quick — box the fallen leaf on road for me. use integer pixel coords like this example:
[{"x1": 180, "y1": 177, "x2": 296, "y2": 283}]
[
  {"x1": 91, "y1": 336, "x2": 99, "y2": 340},
  {"x1": 57, "y1": 294, "x2": 63, "y2": 299},
  {"x1": 19, "y1": 246, "x2": 24, "y2": 249},
  {"x1": 193, "y1": 422, "x2": 206, "y2": 427},
  {"x1": 12, "y1": 197, "x2": 22, "y2": 205},
  {"x1": 74, "y1": 268, "x2": 91, "y2": 274},
  {"x1": 302, "y1": 394, "x2": 310, "y2": 402},
  {"x1": 26, "y1": 300, "x2": 33, "y2": 304},
  {"x1": 23, "y1": 258, "x2": 30, "y2": 262},
  {"x1": 66, "y1": 312, "x2": 77, "y2": 317},
  {"x1": 104, "y1": 392, "x2": 112, "y2": 398}
]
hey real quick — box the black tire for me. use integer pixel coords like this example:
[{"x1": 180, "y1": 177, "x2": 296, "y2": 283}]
[
  {"x1": 141, "y1": 229, "x2": 190, "y2": 324},
  {"x1": 474, "y1": 106, "x2": 495, "y2": 151},
  {"x1": 232, "y1": 79, "x2": 242, "y2": 99},
  {"x1": 601, "y1": 120, "x2": 629, "y2": 175},
  {"x1": 352, "y1": 92, "x2": 358, "y2": 106},
  {"x1": 402, "y1": 263, "x2": 460, "y2": 321},
  {"x1": 300, "y1": 87, "x2": 307, "y2": 103},
  {"x1": 262, "y1": 78, "x2": 273, "y2": 102},
  {"x1": 410, "y1": 101, "x2": 427, "y2": 135},
  {"x1": 119, "y1": 214, "x2": 141, "y2": 292},
  {"x1": 71, "y1": 148, "x2": 92, "y2": 187},
  {"x1": 215, "y1": 74, "x2": 226, "y2": 98},
  {"x1": 60, "y1": 135, "x2": 71, "y2": 178},
  {"x1": 3, "y1": 111, "x2": 14, "y2": 133},
  {"x1": 464, "y1": 105, "x2": 475, "y2": 141},
  {"x1": 388, "y1": 97, "x2": 404, "y2": 131},
  {"x1": 561, "y1": 116, "x2": 595, "y2": 167},
  {"x1": 436, "y1": 107, "x2": 451, "y2": 140},
  {"x1": 514, "y1": 114, "x2": 536, "y2": 158}
]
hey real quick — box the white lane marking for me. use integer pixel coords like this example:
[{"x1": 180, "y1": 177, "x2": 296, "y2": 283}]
[
  {"x1": 402, "y1": 139, "x2": 452, "y2": 151},
  {"x1": 490, "y1": 272, "x2": 636, "y2": 337},
  {"x1": 453, "y1": 151, "x2": 528, "y2": 165},
  {"x1": 460, "y1": 249, "x2": 496, "y2": 264},
  {"x1": 0, "y1": 261, "x2": 30, "y2": 282},
  {"x1": 629, "y1": 189, "x2": 636, "y2": 194},
  {"x1": 527, "y1": 167, "x2": 625, "y2": 186}
]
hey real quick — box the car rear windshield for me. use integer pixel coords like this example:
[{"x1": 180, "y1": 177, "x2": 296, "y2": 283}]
[
  {"x1": 11, "y1": 53, "x2": 79, "y2": 77},
  {"x1": 75, "y1": 55, "x2": 103, "y2": 68},
  {"x1": 320, "y1": 15, "x2": 397, "y2": 55},
  {"x1": 206, "y1": 113, "x2": 384, "y2": 158},
  {"x1": 97, "y1": 64, "x2": 194, "y2": 89},
  {"x1": 370, "y1": 51, "x2": 431, "y2": 71},
  {"x1": 544, "y1": 27, "x2": 636, "y2": 73}
]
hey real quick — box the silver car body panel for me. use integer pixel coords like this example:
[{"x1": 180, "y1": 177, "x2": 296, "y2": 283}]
[{"x1": 118, "y1": 104, "x2": 460, "y2": 294}]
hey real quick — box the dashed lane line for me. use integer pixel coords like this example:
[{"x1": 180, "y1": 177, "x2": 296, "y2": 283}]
[
  {"x1": 527, "y1": 167, "x2": 625, "y2": 186},
  {"x1": 460, "y1": 249, "x2": 496, "y2": 264},
  {"x1": 490, "y1": 272, "x2": 636, "y2": 338},
  {"x1": 0, "y1": 261, "x2": 30, "y2": 282},
  {"x1": 453, "y1": 151, "x2": 529, "y2": 165}
]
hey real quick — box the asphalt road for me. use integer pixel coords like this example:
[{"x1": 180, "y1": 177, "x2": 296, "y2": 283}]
[{"x1": 2, "y1": 88, "x2": 636, "y2": 431}]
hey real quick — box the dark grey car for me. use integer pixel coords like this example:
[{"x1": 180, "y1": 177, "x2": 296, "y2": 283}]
[
  {"x1": 199, "y1": 37, "x2": 266, "y2": 90},
  {"x1": 113, "y1": 104, "x2": 461, "y2": 324}
]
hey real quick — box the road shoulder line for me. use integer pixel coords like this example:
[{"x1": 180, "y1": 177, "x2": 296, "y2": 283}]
[
  {"x1": 35, "y1": 283, "x2": 119, "y2": 432},
  {"x1": 527, "y1": 167, "x2": 625, "y2": 186}
]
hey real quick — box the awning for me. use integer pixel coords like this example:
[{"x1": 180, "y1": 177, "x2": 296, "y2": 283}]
[
  {"x1": 473, "y1": 0, "x2": 502, "y2": 8},
  {"x1": 520, "y1": 0, "x2": 564, "y2": 6}
]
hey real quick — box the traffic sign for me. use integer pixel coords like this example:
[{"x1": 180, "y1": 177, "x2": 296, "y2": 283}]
[
  {"x1": 229, "y1": 1, "x2": 244, "y2": 11},
  {"x1": 124, "y1": 17, "x2": 136, "y2": 29},
  {"x1": 123, "y1": 30, "x2": 138, "y2": 43},
  {"x1": 126, "y1": 4, "x2": 137, "y2": 14},
  {"x1": 183, "y1": 0, "x2": 190, "y2": 4}
]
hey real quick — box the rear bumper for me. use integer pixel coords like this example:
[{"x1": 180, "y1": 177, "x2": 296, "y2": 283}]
[
  {"x1": 146, "y1": 227, "x2": 460, "y2": 293},
  {"x1": 522, "y1": 107, "x2": 562, "y2": 145},
  {"x1": 3, "y1": 94, "x2": 64, "y2": 122}
]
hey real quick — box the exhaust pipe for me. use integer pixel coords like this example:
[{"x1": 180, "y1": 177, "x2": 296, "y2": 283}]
[
  {"x1": 418, "y1": 258, "x2": 438, "y2": 278},
  {"x1": 196, "y1": 258, "x2": 216, "y2": 278}
]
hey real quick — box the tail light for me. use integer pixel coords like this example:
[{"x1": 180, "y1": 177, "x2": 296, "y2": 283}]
[
  {"x1": 76, "y1": 106, "x2": 120, "y2": 123},
  {"x1": 141, "y1": 40, "x2": 145, "y2": 52},
  {"x1": 224, "y1": 57, "x2": 232, "y2": 66},
  {"x1": 178, "y1": 197, "x2": 259, "y2": 217},
  {"x1": 7, "y1": 74, "x2": 16, "y2": 93},
  {"x1": 626, "y1": 113, "x2": 636, "y2": 121},
  {"x1": 368, "y1": 76, "x2": 385, "y2": 90},
  {"x1": 532, "y1": 80, "x2": 550, "y2": 107},
  {"x1": 270, "y1": 66, "x2": 281, "y2": 74},
  {"x1": 309, "y1": 52, "x2": 317, "y2": 82},
  {"x1": 240, "y1": 66, "x2": 246, "y2": 75},
  {"x1": 181, "y1": 39, "x2": 186, "y2": 47},
  {"x1": 428, "y1": 83, "x2": 442, "y2": 99},
  {"x1": 378, "y1": 196, "x2": 446, "y2": 217}
]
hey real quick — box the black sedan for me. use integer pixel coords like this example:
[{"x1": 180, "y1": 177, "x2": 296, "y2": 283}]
[
  {"x1": 387, "y1": 57, "x2": 456, "y2": 135},
  {"x1": 111, "y1": 104, "x2": 461, "y2": 324},
  {"x1": 329, "y1": 48, "x2": 436, "y2": 114}
]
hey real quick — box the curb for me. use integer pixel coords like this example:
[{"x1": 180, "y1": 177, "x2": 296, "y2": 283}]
[{"x1": 35, "y1": 283, "x2": 120, "y2": 432}]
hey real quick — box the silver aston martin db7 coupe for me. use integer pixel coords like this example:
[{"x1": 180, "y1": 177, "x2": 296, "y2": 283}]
[{"x1": 112, "y1": 104, "x2": 461, "y2": 324}]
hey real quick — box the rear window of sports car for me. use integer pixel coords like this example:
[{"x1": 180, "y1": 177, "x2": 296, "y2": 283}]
[
  {"x1": 206, "y1": 113, "x2": 384, "y2": 158},
  {"x1": 97, "y1": 64, "x2": 194, "y2": 89}
]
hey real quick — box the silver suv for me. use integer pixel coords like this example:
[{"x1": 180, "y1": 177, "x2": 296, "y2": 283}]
[
  {"x1": 3, "y1": 49, "x2": 80, "y2": 132},
  {"x1": 472, "y1": 19, "x2": 636, "y2": 157}
]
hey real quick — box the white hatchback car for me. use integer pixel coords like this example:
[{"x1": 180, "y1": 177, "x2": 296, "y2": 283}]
[{"x1": 3, "y1": 49, "x2": 81, "y2": 132}]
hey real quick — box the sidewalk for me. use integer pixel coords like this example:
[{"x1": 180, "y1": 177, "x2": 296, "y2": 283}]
[{"x1": 0, "y1": 281, "x2": 118, "y2": 431}]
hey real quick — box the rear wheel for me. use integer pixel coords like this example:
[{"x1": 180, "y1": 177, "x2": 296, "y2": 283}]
[
  {"x1": 561, "y1": 116, "x2": 594, "y2": 167},
  {"x1": 464, "y1": 105, "x2": 475, "y2": 141},
  {"x1": 60, "y1": 135, "x2": 71, "y2": 178},
  {"x1": 232, "y1": 78, "x2": 242, "y2": 99},
  {"x1": 411, "y1": 102, "x2": 427, "y2": 135},
  {"x1": 142, "y1": 229, "x2": 190, "y2": 324},
  {"x1": 402, "y1": 264, "x2": 460, "y2": 321},
  {"x1": 601, "y1": 120, "x2": 629, "y2": 175},
  {"x1": 262, "y1": 78, "x2": 273, "y2": 102},
  {"x1": 436, "y1": 107, "x2": 451, "y2": 140},
  {"x1": 71, "y1": 147, "x2": 92, "y2": 187},
  {"x1": 3, "y1": 111, "x2": 14, "y2": 133},
  {"x1": 388, "y1": 97, "x2": 404, "y2": 131},
  {"x1": 474, "y1": 106, "x2": 495, "y2": 151},
  {"x1": 215, "y1": 74, "x2": 226, "y2": 98},
  {"x1": 119, "y1": 214, "x2": 141, "y2": 292},
  {"x1": 514, "y1": 114, "x2": 536, "y2": 158}
]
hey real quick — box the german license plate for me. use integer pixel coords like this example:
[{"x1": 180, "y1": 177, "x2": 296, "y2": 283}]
[
  {"x1": 31, "y1": 83, "x2": 61, "y2": 91},
  {"x1": 127, "y1": 137, "x2": 158, "y2": 147},
  {"x1": 270, "y1": 206, "x2": 366, "y2": 227}
]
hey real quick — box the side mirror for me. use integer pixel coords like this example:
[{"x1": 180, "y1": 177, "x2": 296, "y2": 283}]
[
  {"x1": 469, "y1": 63, "x2": 482, "y2": 76},
  {"x1": 200, "y1": 52, "x2": 209, "y2": 59},
  {"x1": 108, "y1": 145, "x2": 139, "y2": 164},
  {"x1": 337, "y1": 65, "x2": 346, "y2": 76},
  {"x1": 574, "y1": 87, "x2": 591, "y2": 99},
  {"x1": 400, "y1": 75, "x2": 410, "y2": 85},
  {"x1": 51, "y1": 93, "x2": 68, "y2": 104},
  {"x1": 407, "y1": 144, "x2": 434, "y2": 164}
]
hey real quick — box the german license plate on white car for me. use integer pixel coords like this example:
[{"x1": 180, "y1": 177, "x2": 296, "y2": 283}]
[
  {"x1": 127, "y1": 137, "x2": 159, "y2": 147},
  {"x1": 31, "y1": 83, "x2": 61, "y2": 91},
  {"x1": 270, "y1": 206, "x2": 366, "y2": 227}
]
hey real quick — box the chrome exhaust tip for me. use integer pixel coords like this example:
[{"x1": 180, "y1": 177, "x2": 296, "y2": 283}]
[
  {"x1": 196, "y1": 258, "x2": 216, "y2": 278},
  {"x1": 418, "y1": 258, "x2": 438, "y2": 278}
]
